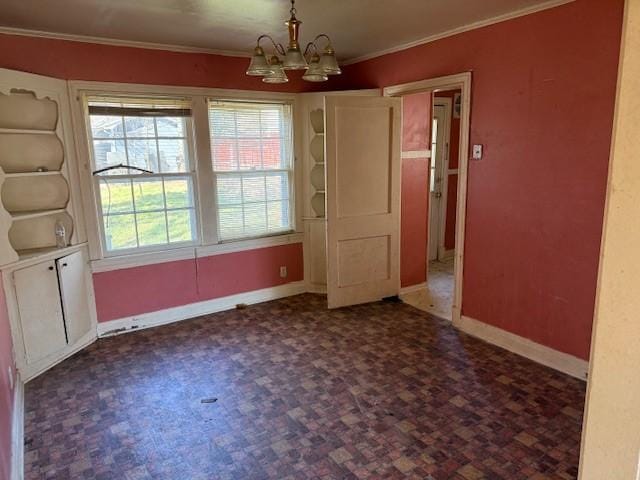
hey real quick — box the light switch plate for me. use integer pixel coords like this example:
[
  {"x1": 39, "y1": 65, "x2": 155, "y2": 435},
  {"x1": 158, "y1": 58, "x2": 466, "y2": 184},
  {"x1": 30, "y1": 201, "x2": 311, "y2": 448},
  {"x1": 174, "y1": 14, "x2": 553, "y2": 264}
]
[{"x1": 472, "y1": 144, "x2": 483, "y2": 160}]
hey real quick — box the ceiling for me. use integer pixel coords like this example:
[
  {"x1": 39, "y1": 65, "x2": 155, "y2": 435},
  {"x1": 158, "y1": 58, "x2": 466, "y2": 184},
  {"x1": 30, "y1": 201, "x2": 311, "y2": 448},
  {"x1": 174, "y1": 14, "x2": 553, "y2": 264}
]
[{"x1": 0, "y1": 0, "x2": 569, "y2": 62}]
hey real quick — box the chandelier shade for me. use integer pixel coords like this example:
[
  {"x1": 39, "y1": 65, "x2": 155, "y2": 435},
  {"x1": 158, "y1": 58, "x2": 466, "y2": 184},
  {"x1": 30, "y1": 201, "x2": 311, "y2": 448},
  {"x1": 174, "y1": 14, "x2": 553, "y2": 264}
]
[
  {"x1": 246, "y1": 0, "x2": 341, "y2": 83},
  {"x1": 262, "y1": 57, "x2": 289, "y2": 84},
  {"x1": 302, "y1": 54, "x2": 328, "y2": 82},
  {"x1": 319, "y1": 47, "x2": 342, "y2": 75},
  {"x1": 283, "y1": 46, "x2": 308, "y2": 70},
  {"x1": 246, "y1": 46, "x2": 273, "y2": 76}
]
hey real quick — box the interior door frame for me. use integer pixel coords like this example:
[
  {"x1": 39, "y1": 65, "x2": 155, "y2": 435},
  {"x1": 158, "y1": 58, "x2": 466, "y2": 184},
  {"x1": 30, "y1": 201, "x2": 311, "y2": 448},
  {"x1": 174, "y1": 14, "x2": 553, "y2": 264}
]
[
  {"x1": 383, "y1": 72, "x2": 471, "y2": 325},
  {"x1": 431, "y1": 97, "x2": 453, "y2": 263}
]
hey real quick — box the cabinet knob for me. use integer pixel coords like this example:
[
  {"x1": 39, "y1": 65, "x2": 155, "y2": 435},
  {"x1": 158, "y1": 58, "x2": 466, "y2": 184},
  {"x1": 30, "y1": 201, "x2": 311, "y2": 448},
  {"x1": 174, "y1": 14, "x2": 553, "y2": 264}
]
[
  {"x1": 62, "y1": 263, "x2": 68, "y2": 267},
  {"x1": 48, "y1": 266, "x2": 54, "y2": 271}
]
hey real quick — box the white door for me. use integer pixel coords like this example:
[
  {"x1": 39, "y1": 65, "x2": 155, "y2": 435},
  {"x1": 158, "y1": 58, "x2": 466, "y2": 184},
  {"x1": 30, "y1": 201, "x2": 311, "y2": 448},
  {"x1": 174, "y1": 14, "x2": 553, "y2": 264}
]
[
  {"x1": 57, "y1": 250, "x2": 93, "y2": 344},
  {"x1": 429, "y1": 103, "x2": 450, "y2": 261},
  {"x1": 325, "y1": 96, "x2": 402, "y2": 308},
  {"x1": 13, "y1": 260, "x2": 67, "y2": 364}
]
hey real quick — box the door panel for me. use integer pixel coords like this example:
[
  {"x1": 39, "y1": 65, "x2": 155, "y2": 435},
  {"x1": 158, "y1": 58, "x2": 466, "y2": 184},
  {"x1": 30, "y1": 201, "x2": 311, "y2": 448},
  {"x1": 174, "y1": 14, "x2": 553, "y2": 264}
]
[
  {"x1": 57, "y1": 250, "x2": 93, "y2": 344},
  {"x1": 335, "y1": 106, "x2": 392, "y2": 218},
  {"x1": 325, "y1": 96, "x2": 402, "y2": 308},
  {"x1": 13, "y1": 260, "x2": 67, "y2": 364},
  {"x1": 337, "y1": 235, "x2": 390, "y2": 286},
  {"x1": 429, "y1": 104, "x2": 449, "y2": 261}
]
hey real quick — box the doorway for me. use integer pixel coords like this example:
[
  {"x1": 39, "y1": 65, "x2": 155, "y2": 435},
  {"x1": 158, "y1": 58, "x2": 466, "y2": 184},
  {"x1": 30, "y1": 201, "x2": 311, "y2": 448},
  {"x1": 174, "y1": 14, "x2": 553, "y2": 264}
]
[
  {"x1": 384, "y1": 74, "x2": 471, "y2": 323},
  {"x1": 429, "y1": 98, "x2": 451, "y2": 263},
  {"x1": 421, "y1": 91, "x2": 460, "y2": 319}
]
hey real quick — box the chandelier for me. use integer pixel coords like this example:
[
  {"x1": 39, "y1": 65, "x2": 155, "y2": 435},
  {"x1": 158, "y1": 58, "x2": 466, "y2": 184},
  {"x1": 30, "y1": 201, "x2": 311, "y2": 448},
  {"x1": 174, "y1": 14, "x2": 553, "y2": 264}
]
[{"x1": 245, "y1": 0, "x2": 341, "y2": 83}]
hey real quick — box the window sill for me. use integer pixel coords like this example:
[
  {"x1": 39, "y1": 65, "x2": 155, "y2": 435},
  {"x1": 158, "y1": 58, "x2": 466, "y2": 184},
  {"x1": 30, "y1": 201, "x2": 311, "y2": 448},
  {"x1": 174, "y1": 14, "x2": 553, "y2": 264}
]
[{"x1": 91, "y1": 231, "x2": 304, "y2": 273}]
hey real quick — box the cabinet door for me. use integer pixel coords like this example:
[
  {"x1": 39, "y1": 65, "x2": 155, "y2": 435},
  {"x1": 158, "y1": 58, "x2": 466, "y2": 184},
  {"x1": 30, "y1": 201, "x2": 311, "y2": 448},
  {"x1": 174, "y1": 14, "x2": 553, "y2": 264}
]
[
  {"x1": 57, "y1": 250, "x2": 92, "y2": 344},
  {"x1": 13, "y1": 260, "x2": 67, "y2": 364}
]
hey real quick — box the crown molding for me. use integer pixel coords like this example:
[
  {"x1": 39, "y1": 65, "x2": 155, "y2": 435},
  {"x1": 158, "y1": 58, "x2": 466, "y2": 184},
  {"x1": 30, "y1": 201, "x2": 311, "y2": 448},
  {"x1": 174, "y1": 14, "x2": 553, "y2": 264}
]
[
  {"x1": 0, "y1": 0, "x2": 574, "y2": 64},
  {"x1": 0, "y1": 26, "x2": 251, "y2": 58},
  {"x1": 341, "y1": 0, "x2": 576, "y2": 66}
]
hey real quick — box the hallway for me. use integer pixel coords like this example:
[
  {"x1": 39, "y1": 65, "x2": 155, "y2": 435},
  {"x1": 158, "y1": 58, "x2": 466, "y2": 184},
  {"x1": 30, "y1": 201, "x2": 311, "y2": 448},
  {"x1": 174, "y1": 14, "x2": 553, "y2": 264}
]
[{"x1": 402, "y1": 259, "x2": 455, "y2": 320}]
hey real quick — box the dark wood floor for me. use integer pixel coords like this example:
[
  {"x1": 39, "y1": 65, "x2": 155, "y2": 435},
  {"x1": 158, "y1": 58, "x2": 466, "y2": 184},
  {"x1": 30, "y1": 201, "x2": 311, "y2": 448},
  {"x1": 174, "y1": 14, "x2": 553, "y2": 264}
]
[{"x1": 24, "y1": 294, "x2": 585, "y2": 479}]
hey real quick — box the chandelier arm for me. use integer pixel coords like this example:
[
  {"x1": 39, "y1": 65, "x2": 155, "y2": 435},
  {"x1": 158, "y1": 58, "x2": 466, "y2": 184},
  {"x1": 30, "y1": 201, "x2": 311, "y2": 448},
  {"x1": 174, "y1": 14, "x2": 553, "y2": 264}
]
[
  {"x1": 303, "y1": 41, "x2": 319, "y2": 58},
  {"x1": 256, "y1": 34, "x2": 286, "y2": 56},
  {"x1": 312, "y1": 34, "x2": 334, "y2": 49}
]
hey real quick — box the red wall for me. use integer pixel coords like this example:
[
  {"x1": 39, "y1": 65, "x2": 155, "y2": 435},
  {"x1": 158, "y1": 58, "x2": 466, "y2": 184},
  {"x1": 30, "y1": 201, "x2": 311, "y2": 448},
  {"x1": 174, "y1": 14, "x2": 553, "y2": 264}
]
[
  {"x1": 0, "y1": 33, "x2": 342, "y2": 93},
  {"x1": 0, "y1": 0, "x2": 624, "y2": 362},
  {"x1": 0, "y1": 279, "x2": 14, "y2": 480},
  {"x1": 400, "y1": 92, "x2": 431, "y2": 287},
  {"x1": 0, "y1": 11, "x2": 626, "y2": 480},
  {"x1": 434, "y1": 89, "x2": 461, "y2": 251},
  {"x1": 0, "y1": 36, "x2": 314, "y2": 472},
  {"x1": 335, "y1": 0, "x2": 623, "y2": 359},
  {"x1": 0, "y1": 34, "x2": 314, "y2": 325},
  {"x1": 93, "y1": 243, "x2": 304, "y2": 322}
]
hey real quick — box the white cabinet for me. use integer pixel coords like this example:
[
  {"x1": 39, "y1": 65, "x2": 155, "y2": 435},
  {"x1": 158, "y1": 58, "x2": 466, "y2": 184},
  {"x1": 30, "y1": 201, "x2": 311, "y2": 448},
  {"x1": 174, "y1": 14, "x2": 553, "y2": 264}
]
[
  {"x1": 57, "y1": 251, "x2": 94, "y2": 344},
  {"x1": 4, "y1": 245, "x2": 97, "y2": 381},
  {"x1": 13, "y1": 259, "x2": 67, "y2": 364},
  {"x1": 0, "y1": 67, "x2": 94, "y2": 381}
]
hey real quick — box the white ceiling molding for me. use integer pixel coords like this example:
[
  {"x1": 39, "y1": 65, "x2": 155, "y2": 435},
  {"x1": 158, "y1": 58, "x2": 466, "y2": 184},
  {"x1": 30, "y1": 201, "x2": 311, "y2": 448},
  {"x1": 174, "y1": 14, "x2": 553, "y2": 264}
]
[
  {"x1": 0, "y1": 26, "x2": 251, "y2": 58},
  {"x1": 341, "y1": 0, "x2": 575, "y2": 66},
  {"x1": 0, "y1": 0, "x2": 574, "y2": 65}
]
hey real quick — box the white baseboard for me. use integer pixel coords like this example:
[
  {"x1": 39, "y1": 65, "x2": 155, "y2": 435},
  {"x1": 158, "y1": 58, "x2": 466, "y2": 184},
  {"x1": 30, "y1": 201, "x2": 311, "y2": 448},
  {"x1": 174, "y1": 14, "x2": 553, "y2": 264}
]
[
  {"x1": 97, "y1": 281, "x2": 306, "y2": 337},
  {"x1": 21, "y1": 332, "x2": 97, "y2": 383},
  {"x1": 11, "y1": 374, "x2": 24, "y2": 480},
  {"x1": 454, "y1": 315, "x2": 589, "y2": 380},
  {"x1": 306, "y1": 285, "x2": 327, "y2": 294},
  {"x1": 400, "y1": 282, "x2": 427, "y2": 295}
]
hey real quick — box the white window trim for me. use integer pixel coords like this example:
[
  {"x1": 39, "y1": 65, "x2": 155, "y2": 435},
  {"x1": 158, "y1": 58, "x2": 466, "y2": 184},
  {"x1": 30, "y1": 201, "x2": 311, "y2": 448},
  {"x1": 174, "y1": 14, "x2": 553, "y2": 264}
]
[
  {"x1": 68, "y1": 81, "x2": 302, "y2": 269},
  {"x1": 208, "y1": 99, "x2": 295, "y2": 242},
  {"x1": 91, "y1": 231, "x2": 304, "y2": 273},
  {"x1": 88, "y1": 109, "x2": 200, "y2": 257}
]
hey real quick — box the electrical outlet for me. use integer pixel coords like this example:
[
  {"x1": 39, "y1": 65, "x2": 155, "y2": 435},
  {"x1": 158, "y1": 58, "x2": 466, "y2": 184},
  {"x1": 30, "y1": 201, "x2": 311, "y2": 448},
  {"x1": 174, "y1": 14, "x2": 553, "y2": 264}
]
[
  {"x1": 279, "y1": 266, "x2": 287, "y2": 278},
  {"x1": 7, "y1": 366, "x2": 13, "y2": 390},
  {"x1": 472, "y1": 144, "x2": 483, "y2": 160}
]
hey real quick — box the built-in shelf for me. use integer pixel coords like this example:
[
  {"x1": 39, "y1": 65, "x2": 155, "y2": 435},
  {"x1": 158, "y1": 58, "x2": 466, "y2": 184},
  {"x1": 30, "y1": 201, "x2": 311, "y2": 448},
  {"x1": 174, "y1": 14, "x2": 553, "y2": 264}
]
[
  {"x1": 4, "y1": 171, "x2": 60, "y2": 178},
  {"x1": 0, "y1": 75, "x2": 80, "y2": 268},
  {"x1": 16, "y1": 245, "x2": 71, "y2": 262},
  {"x1": 10, "y1": 208, "x2": 66, "y2": 221},
  {"x1": 0, "y1": 128, "x2": 55, "y2": 135},
  {"x1": 309, "y1": 107, "x2": 326, "y2": 218}
]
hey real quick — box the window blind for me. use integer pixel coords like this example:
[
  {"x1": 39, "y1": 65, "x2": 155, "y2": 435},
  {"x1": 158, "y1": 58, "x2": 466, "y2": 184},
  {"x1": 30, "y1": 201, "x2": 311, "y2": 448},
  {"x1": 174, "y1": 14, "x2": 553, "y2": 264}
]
[
  {"x1": 87, "y1": 96, "x2": 192, "y2": 117},
  {"x1": 208, "y1": 100, "x2": 293, "y2": 241}
]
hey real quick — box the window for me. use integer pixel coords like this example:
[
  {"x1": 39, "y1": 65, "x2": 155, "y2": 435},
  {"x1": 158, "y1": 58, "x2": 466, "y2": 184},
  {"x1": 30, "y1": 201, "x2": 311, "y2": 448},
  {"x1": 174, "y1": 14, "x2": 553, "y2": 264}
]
[
  {"x1": 87, "y1": 97, "x2": 198, "y2": 253},
  {"x1": 209, "y1": 101, "x2": 293, "y2": 241},
  {"x1": 82, "y1": 91, "x2": 298, "y2": 260}
]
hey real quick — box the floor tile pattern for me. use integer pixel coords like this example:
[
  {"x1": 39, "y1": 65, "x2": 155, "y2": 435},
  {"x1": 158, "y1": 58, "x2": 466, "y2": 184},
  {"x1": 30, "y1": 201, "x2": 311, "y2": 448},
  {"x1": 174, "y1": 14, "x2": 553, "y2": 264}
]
[
  {"x1": 24, "y1": 294, "x2": 585, "y2": 479},
  {"x1": 402, "y1": 259, "x2": 455, "y2": 320}
]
